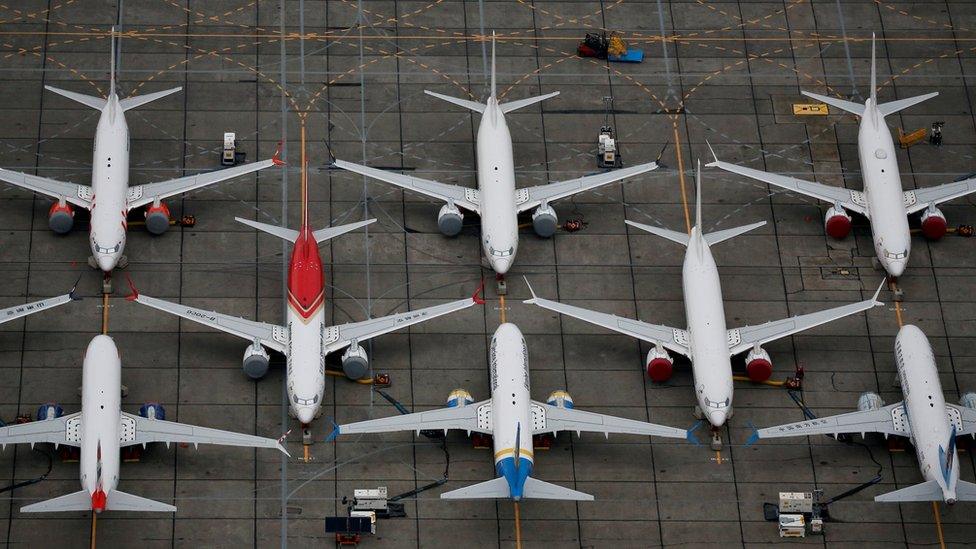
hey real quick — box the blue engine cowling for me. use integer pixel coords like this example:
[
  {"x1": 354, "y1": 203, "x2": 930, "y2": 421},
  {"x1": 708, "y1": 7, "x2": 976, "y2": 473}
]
[
  {"x1": 446, "y1": 389, "x2": 473, "y2": 408},
  {"x1": 546, "y1": 390, "x2": 574, "y2": 409},
  {"x1": 139, "y1": 402, "x2": 166, "y2": 421},
  {"x1": 36, "y1": 403, "x2": 64, "y2": 420}
]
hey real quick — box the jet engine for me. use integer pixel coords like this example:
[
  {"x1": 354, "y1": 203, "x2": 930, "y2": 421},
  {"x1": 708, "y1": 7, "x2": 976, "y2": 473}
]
[
  {"x1": 959, "y1": 392, "x2": 976, "y2": 410},
  {"x1": 437, "y1": 203, "x2": 464, "y2": 236},
  {"x1": 645, "y1": 346, "x2": 674, "y2": 382},
  {"x1": 446, "y1": 388, "x2": 474, "y2": 408},
  {"x1": 857, "y1": 391, "x2": 885, "y2": 412},
  {"x1": 824, "y1": 206, "x2": 852, "y2": 239},
  {"x1": 242, "y1": 342, "x2": 270, "y2": 379},
  {"x1": 139, "y1": 402, "x2": 166, "y2": 420},
  {"x1": 48, "y1": 201, "x2": 75, "y2": 234},
  {"x1": 744, "y1": 346, "x2": 773, "y2": 382},
  {"x1": 36, "y1": 402, "x2": 64, "y2": 421},
  {"x1": 145, "y1": 202, "x2": 171, "y2": 235},
  {"x1": 921, "y1": 206, "x2": 948, "y2": 240},
  {"x1": 532, "y1": 204, "x2": 558, "y2": 238},
  {"x1": 342, "y1": 344, "x2": 369, "y2": 380},
  {"x1": 546, "y1": 390, "x2": 574, "y2": 409}
]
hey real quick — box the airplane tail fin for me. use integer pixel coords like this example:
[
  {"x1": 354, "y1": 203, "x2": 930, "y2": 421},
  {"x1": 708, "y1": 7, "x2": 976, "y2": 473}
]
[
  {"x1": 521, "y1": 477, "x2": 594, "y2": 501},
  {"x1": 956, "y1": 480, "x2": 976, "y2": 502},
  {"x1": 490, "y1": 31, "x2": 496, "y2": 99},
  {"x1": 876, "y1": 92, "x2": 939, "y2": 117},
  {"x1": 869, "y1": 32, "x2": 876, "y2": 105},
  {"x1": 701, "y1": 221, "x2": 766, "y2": 247},
  {"x1": 110, "y1": 26, "x2": 116, "y2": 97},
  {"x1": 235, "y1": 217, "x2": 376, "y2": 244},
  {"x1": 44, "y1": 86, "x2": 107, "y2": 111},
  {"x1": 440, "y1": 476, "x2": 593, "y2": 501},
  {"x1": 694, "y1": 159, "x2": 703, "y2": 230},
  {"x1": 801, "y1": 90, "x2": 865, "y2": 117},
  {"x1": 624, "y1": 219, "x2": 690, "y2": 246},
  {"x1": 118, "y1": 87, "x2": 183, "y2": 112},
  {"x1": 20, "y1": 488, "x2": 175, "y2": 513},
  {"x1": 312, "y1": 219, "x2": 376, "y2": 243},
  {"x1": 21, "y1": 490, "x2": 93, "y2": 513},
  {"x1": 440, "y1": 477, "x2": 511, "y2": 499},
  {"x1": 105, "y1": 489, "x2": 177, "y2": 512},
  {"x1": 425, "y1": 90, "x2": 486, "y2": 114},
  {"x1": 875, "y1": 480, "x2": 944, "y2": 503}
]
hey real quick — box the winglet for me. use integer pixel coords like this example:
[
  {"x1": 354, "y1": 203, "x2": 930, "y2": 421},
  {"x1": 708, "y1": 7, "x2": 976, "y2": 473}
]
[
  {"x1": 125, "y1": 275, "x2": 139, "y2": 302},
  {"x1": 522, "y1": 276, "x2": 538, "y2": 304},
  {"x1": 871, "y1": 278, "x2": 886, "y2": 306},
  {"x1": 472, "y1": 281, "x2": 486, "y2": 305},
  {"x1": 326, "y1": 421, "x2": 341, "y2": 442},
  {"x1": 68, "y1": 274, "x2": 83, "y2": 301},
  {"x1": 655, "y1": 141, "x2": 669, "y2": 167},
  {"x1": 744, "y1": 421, "x2": 760, "y2": 447},
  {"x1": 277, "y1": 443, "x2": 291, "y2": 457},
  {"x1": 685, "y1": 420, "x2": 703, "y2": 446},
  {"x1": 272, "y1": 141, "x2": 286, "y2": 166},
  {"x1": 704, "y1": 140, "x2": 720, "y2": 167}
]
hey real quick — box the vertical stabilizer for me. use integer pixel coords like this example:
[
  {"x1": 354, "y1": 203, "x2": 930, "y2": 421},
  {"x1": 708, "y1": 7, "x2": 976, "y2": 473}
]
[
  {"x1": 869, "y1": 33, "x2": 877, "y2": 105},
  {"x1": 490, "y1": 32, "x2": 497, "y2": 99},
  {"x1": 694, "y1": 159, "x2": 703, "y2": 231},
  {"x1": 109, "y1": 26, "x2": 116, "y2": 97}
]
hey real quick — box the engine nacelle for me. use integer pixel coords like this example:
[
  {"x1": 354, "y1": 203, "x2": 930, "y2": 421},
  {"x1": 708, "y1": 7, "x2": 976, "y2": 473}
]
[
  {"x1": 546, "y1": 390, "x2": 574, "y2": 409},
  {"x1": 824, "y1": 206, "x2": 852, "y2": 239},
  {"x1": 145, "y1": 202, "x2": 171, "y2": 235},
  {"x1": 242, "y1": 342, "x2": 270, "y2": 379},
  {"x1": 342, "y1": 344, "x2": 370, "y2": 380},
  {"x1": 36, "y1": 402, "x2": 63, "y2": 421},
  {"x1": 532, "y1": 204, "x2": 558, "y2": 238},
  {"x1": 959, "y1": 392, "x2": 976, "y2": 410},
  {"x1": 139, "y1": 402, "x2": 166, "y2": 421},
  {"x1": 921, "y1": 206, "x2": 948, "y2": 240},
  {"x1": 48, "y1": 201, "x2": 75, "y2": 234},
  {"x1": 857, "y1": 391, "x2": 885, "y2": 412},
  {"x1": 437, "y1": 203, "x2": 464, "y2": 236},
  {"x1": 446, "y1": 389, "x2": 474, "y2": 408},
  {"x1": 744, "y1": 347, "x2": 773, "y2": 382},
  {"x1": 645, "y1": 347, "x2": 674, "y2": 382}
]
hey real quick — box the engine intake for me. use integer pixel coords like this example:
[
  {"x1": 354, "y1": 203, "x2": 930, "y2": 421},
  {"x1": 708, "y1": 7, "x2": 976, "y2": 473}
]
[
  {"x1": 242, "y1": 342, "x2": 270, "y2": 379},
  {"x1": 645, "y1": 347, "x2": 674, "y2": 382},
  {"x1": 824, "y1": 206, "x2": 852, "y2": 239},
  {"x1": 446, "y1": 389, "x2": 474, "y2": 408},
  {"x1": 959, "y1": 392, "x2": 976, "y2": 410},
  {"x1": 36, "y1": 402, "x2": 63, "y2": 421},
  {"x1": 342, "y1": 344, "x2": 369, "y2": 380},
  {"x1": 546, "y1": 390, "x2": 574, "y2": 409},
  {"x1": 744, "y1": 347, "x2": 773, "y2": 382},
  {"x1": 857, "y1": 391, "x2": 885, "y2": 412},
  {"x1": 437, "y1": 203, "x2": 464, "y2": 236},
  {"x1": 139, "y1": 402, "x2": 166, "y2": 421},
  {"x1": 921, "y1": 206, "x2": 948, "y2": 240},
  {"x1": 145, "y1": 202, "x2": 172, "y2": 235},
  {"x1": 48, "y1": 201, "x2": 75, "y2": 234},
  {"x1": 532, "y1": 204, "x2": 558, "y2": 238}
]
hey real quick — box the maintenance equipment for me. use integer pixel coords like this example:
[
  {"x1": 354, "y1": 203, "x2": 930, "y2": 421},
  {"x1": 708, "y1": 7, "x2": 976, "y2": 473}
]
[
  {"x1": 930, "y1": 121, "x2": 944, "y2": 146},
  {"x1": 597, "y1": 96, "x2": 623, "y2": 169},
  {"x1": 778, "y1": 514, "x2": 806, "y2": 538},
  {"x1": 222, "y1": 132, "x2": 246, "y2": 166},
  {"x1": 898, "y1": 126, "x2": 927, "y2": 149},
  {"x1": 577, "y1": 33, "x2": 643, "y2": 63}
]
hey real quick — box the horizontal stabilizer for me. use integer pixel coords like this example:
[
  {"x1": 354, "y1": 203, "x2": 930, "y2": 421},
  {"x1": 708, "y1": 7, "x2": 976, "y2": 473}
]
[
  {"x1": 119, "y1": 86, "x2": 183, "y2": 111},
  {"x1": 44, "y1": 86, "x2": 106, "y2": 111},
  {"x1": 424, "y1": 90, "x2": 485, "y2": 113},
  {"x1": 957, "y1": 480, "x2": 976, "y2": 502},
  {"x1": 21, "y1": 490, "x2": 92, "y2": 513},
  {"x1": 106, "y1": 489, "x2": 176, "y2": 512},
  {"x1": 499, "y1": 91, "x2": 560, "y2": 114},
  {"x1": 312, "y1": 219, "x2": 377, "y2": 243},
  {"x1": 877, "y1": 92, "x2": 939, "y2": 117},
  {"x1": 522, "y1": 477, "x2": 594, "y2": 501},
  {"x1": 624, "y1": 219, "x2": 689, "y2": 246},
  {"x1": 440, "y1": 477, "x2": 511, "y2": 499},
  {"x1": 801, "y1": 91, "x2": 864, "y2": 117},
  {"x1": 875, "y1": 480, "x2": 943, "y2": 503},
  {"x1": 235, "y1": 217, "x2": 298, "y2": 242},
  {"x1": 703, "y1": 221, "x2": 766, "y2": 247}
]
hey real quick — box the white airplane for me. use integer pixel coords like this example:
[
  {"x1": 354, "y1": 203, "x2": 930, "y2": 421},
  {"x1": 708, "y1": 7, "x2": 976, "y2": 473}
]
[
  {"x1": 0, "y1": 28, "x2": 281, "y2": 273},
  {"x1": 334, "y1": 34, "x2": 661, "y2": 275},
  {"x1": 328, "y1": 322, "x2": 688, "y2": 501},
  {"x1": 707, "y1": 34, "x2": 976, "y2": 279},
  {"x1": 0, "y1": 334, "x2": 286, "y2": 513},
  {"x1": 524, "y1": 162, "x2": 884, "y2": 446},
  {"x1": 755, "y1": 324, "x2": 976, "y2": 504}
]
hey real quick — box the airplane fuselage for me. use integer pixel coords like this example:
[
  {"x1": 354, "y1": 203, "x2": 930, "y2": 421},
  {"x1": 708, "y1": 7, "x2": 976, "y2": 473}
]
[
  {"x1": 683, "y1": 230, "x2": 734, "y2": 428},
  {"x1": 489, "y1": 323, "x2": 534, "y2": 500},
  {"x1": 475, "y1": 99, "x2": 519, "y2": 274},
  {"x1": 857, "y1": 101, "x2": 911, "y2": 277},
  {"x1": 286, "y1": 225, "x2": 328, "y2": 424},
  {"x1": 895, "y1": 324, "x2": 960, "y2": 503},
  {"x1": 89, "y1": 94, "x2": 131, "y2": 272},
  {"x1": 79, "y1": 335, "x2": 123, "y2": 511}
]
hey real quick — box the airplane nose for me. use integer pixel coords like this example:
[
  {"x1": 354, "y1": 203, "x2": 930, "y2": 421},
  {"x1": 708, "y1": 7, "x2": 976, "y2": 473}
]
[
  {"x1": 886, "y1": 259, "x2": 906, "y2": 278},
  {"x1": 96, "y1": 254, "x2": 116, "y2": 272},
  {"x1": 492, "y1": 257, "x2": 511, "y2": 274},
  {"x1": 296, "y1": 406, "x2": 316, "y2": 425},
  {"x1": 707, "y1": 409, "x2": 728, "y2": 427}
]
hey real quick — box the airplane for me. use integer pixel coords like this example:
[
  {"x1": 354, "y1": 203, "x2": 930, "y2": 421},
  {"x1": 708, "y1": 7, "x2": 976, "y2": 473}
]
[
  {"x1": 333, "y1": 33, "x2": 662, "y2": 276},
  {"x1": 706, "y1": 33, "x2": 976, "y2": 279},
  {"x1": 754, "y1": 324, "x2": 976, "y2": 504},
  {"x1": 127, "y1": 146, "x2": 484, "y2": 425},
  {"x1": 327, "y1": 322, "x2": 688, "y2": 501},
  {"x1": 0, "y1": 28, "x2": 281, "y2": 274},
  {"x1": 0, "y1": 334, "x2": 287, "y2": 513},
  {"x1": 523, "y1": 161, "x2": 885, "y2": 449}
]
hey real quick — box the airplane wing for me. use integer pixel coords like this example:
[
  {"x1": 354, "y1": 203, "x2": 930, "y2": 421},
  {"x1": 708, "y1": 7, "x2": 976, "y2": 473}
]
[
  {"x1": 130, "y1": 292, "x2": 287, "y2": 353},
  {"x1": 523, "y1": 280, "x2": 689, "y2": 357},
  {"x1": 531, "y1": 401, "x2": 687, "y2": 439},
  {"x1": 0, "y1": 412, "x2": 82, "y2": 449},
  {"x1": 706, "y1": 155, "x2": 867, "y2": 216},
  {"x1": 727, "y1": 281, "x2": 884, "y2": 356},
  {"x1": 322, "y1": 295, "x2": 480, "y2": 355},
  {"x1": 947, "y1": 404, "x2": 976, "y2": 437},
  {"x1": 119, "y1": 412, "x2": 288, "y2": 454},
  {"x1": 904, "y1": 177, "x2": 976, "y2": 215},
  {"x1": 514, "y1": 161, "x2": 660, "y2": 213},
  {"x1": 333, "y1": 159, "x2": 480, "y2": 213},
  {"x1": 757, "y1": 403, "x2": 909, "y2": 439},
  {"x1": 0, "y1": 167, "x2": 92, "y2": 208},
  {"x1": 0, "y1": 288, "x2": 79, "y2": 326},
  {"x1": 126, "y1": 159, "x2": 277, "y2": 209},
  {"x1": 329, "y1": 400, "x2": 493, "y2": 438}
]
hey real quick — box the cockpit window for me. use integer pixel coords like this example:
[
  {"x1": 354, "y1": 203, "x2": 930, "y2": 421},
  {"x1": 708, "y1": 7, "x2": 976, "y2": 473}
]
[
  {"x1": 292, "y1": 394, "x2": 319, "y2": 405},
  {"x1": 92, "y1": 239, "x2": 121, "y2": 254},
  {"x1": 704, "y1": 397, "x2": 730, "y2": 409},
  {"x1": 489, "y1": 246, "x2": 514, "y2": 257},
  {"x1": 884, "y1": 249, "x2": 907, "y2": 260}
]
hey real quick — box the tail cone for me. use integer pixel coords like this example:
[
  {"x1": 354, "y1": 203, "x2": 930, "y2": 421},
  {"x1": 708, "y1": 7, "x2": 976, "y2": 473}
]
[{"x1": 91, "y1": 489, "x2": 107, "y2": 512}]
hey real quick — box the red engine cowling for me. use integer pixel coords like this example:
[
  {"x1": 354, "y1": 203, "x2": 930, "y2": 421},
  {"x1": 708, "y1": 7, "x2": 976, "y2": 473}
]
[
  {"x1": 745, "y1": 346, "x2": 773, "y2": 382},
  {"x1": 645, "y1": 347, "x2": 673, "y2": 382},
  {"x1": 48, "y1": 201, "x2": 75, "y2": 234},
  {"x1": 144, "y1": 202, "x2": 171, "y2": 235},
  {"x1": 920, "y1": 207, "x2": 947, "y2": 240},
  {"x1": 824, "y1": 206, "x2": 852, "y2": 239}
]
